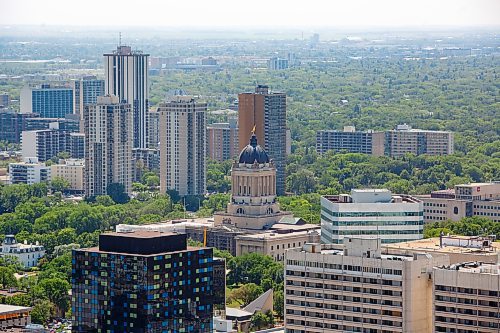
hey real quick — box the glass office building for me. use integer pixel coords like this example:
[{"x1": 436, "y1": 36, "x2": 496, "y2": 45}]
[{"x1": 72, "y1": 231, "x2": 214, "y2": 332}]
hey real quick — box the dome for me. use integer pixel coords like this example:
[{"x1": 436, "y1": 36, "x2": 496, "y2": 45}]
[{"x1": 238, "y1": 134, "x2": 270, "y2": 164}]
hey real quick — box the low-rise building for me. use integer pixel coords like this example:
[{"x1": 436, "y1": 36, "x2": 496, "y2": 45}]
[
  {"x1": 235, "y1": 229, "x2": 319, "y2": 261},
  {"x1": 321, "y1": 189, "x2": 424, "y2": 244},
  {"x1": 433, "y1": 262, "x2": 500, "y2": 333},
  {"x1": 21, "y1": 128, "x2": 84, "y2": 162},
  {"x1": 316, "y1": 126, "x2": 385, "y2": 156},
  {"x1": 50, "y1": 159, "x2": 84, "y2": 193},
  {"x1": 385, "y1": 123, "x2": 454, "y2": 157},
  {"x1": 418, "y1": 182, "x2": 500, "y2": 223},
  {"x1": 8, "y1": 157, "x2": 50, "y2": 185},
  {"x1": 285, "y1": 237, "x2": 448, "y2": 333},
  {"x1": 0, "y1": 235, "x2": 45, "y2": 268},
  {"x1": 0, "y1": 304, "x2": 32, "y2": 329}
]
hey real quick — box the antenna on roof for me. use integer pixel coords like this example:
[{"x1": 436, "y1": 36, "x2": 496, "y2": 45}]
[{"x1": 119, "y1": 32, "x2": 122, "y2": 46}]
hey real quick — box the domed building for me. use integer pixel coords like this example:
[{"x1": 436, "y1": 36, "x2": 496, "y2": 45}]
[{"x1": 214, "y1": 134, "x2": 293, "y2": 230}]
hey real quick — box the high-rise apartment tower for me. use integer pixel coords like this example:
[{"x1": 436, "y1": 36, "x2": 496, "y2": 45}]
[
  {"x1": 158, "y1": 96, "x2": 206, "y2": 196},
  {"x1": 104, "y1": 46, "x2": 149, "y2": 148},
  {"x1": 83, "y1": 95, "x2": 133, "y2": 197},
  {"x1": 238, "y1": 85, "x2": 287, "y2": 195}
]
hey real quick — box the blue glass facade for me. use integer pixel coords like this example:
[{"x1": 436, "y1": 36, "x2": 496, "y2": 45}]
[
  {"x1": 72, "y1": 232, "x2": 214, "y2": 333},
  {"x1": 32, "y1": 88, "x2": 73, "y2": 118}
]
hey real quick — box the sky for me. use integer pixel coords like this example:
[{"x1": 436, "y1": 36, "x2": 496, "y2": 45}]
[{"x1": 0, "y1": 0, "x2": 499, "y2": 28}]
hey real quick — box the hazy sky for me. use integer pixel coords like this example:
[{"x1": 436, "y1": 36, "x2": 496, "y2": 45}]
[{"x1": 1, "y1": 0, "x2": 499, "y2": 28}]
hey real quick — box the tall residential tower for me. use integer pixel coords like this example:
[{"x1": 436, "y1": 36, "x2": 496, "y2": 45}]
[
  {"x1": 104, "y1": 46, "x2": 149, "y2": 148},
  {"x1": 83, "y1": 95, "x2": 133, "y2": 197},
  {"x1": 72, "y1": 76, "x2": 105, "y2": 132},
  {"x1": 158, "y1": 96, "x2": 206, "y2": 196},
  {"x1": 238, "y1": 85, "x2": 287, "y2": 195}
]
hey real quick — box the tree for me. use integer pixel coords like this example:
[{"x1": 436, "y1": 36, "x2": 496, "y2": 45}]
[
  {"x1": 37, "y1": 278, "x2": 70, "y2": 316},
  {"x1": 166, "y1": 189, "x2": 180, "y2": 203},
  {"x1": 0, "y1": 266, "x2": 18, "y2": 288},
  {"x1": 228, "y1": 283, "x2": 263, "y2": 307},
  {"x1": 95, "y1": 195, "x2": 115, "y2": 207},
  {"x1": 50, "y1": 176, "x2": 71, "y2": 193},
  {"x1": 132, "y1": 182, "x2": 148, "y2": 193},
  {"x1": 274, "y1": 289, "x2": 284, "y2": 319},
  {"x1": 144, "y1": 174, "x2": 160, "y2": 189},
  {"x1": 31, "y1": 299, "x2": 54, "y2": 324},
  {"x1": 0, "y1": 184, "x2": 29, "y2": 213},
  {"x1": 106, "y1": 183, "x2": 129, "y2": 204},
  {"x1": 287, "y1": 169, "x2": 317, "y2": 194},
  {"x1": 227, "y1": 253, "x2": 282, "y2": 286},
  {"x1": 67, "y1": 205, "x2": 104, "y2": 234},
  {"x1": 250, "y1": 310, "x2": 274, "y2": 330}
]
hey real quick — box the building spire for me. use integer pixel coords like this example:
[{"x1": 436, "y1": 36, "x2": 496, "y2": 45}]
[{"x1": 119, "y1": 32, "x2": 122, "y2": 46}]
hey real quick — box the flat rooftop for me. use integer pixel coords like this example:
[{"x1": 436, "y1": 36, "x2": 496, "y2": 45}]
[
  {"x1": 102, "y1": 230, "x2": 177, "y2": 239},
  {"x1": 290, "y1": 244, "x2": 415, "y2": 261},
  {"x1": 384, "y1": 237, "x2": 500, "y2": 254},
  {"x1": 0, "y1": 304, "x2": 31, "y2": 314},
  {"x1": 323, "y1": 194, "x2": 420, "y2": 204},
  {"x1": 456, "y1": 182, "x2": 499, "y2": 187},
  {"x1": 236, "y1": 230, "x2": 315, "y2": 241},
  {"x1": 437, "y1": 262, "x2": 500, "y2": 275},
  {"x1": 83, "y1": 231, "x2": 191, "y2": 255}
]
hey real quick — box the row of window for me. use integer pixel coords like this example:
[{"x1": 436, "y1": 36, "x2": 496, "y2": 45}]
[
  {"x1": 286, "y1": 262, "x2": 403, "y2": 276},
  {"x1": 435, "y1": 285, "x2": 498, "y2": 296},
  {"x1": 323, "y1": 208, "x2": 423, "y2": 217}
]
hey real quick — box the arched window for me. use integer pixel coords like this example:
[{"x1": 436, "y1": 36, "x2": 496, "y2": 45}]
[
  {"x1": 453, "y1": 207, "x2": 459, "y2": 214},
  {"x1": 266, "y1": 207, "x2": 274, "y2": 214},
  {"x1": 237, "y1": 208, "x2": 245, "y2": 215}
]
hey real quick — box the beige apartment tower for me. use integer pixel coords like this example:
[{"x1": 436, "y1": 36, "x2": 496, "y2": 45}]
[
  {"x1": 285, "y1": 238, "x2": 449, "y2": 333},
  {"x1": 385, "y1": 124, "x2": 454, "y2": 157},
  {"x1": 207, "y1": 117, "x2": 239, "y2": 162},
  {"x1": 158, "y1": 97, "x2": 206, "y2": 196},
  {"x1": 433, "y1": 262, "x2": 500, "y2": 333},
  {"x1": 84, "y1": 95, "x2": 133, "y2": 197}
]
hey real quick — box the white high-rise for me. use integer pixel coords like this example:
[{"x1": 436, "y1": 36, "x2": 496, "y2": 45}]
[
  {"x1": 84, "y1": 95, "x2": 133, "y2": 197},
  {"x1": 104, "y1": 46, "x2": 149, "y2": 148},
  {"x1": 158, "y1": 96, "x2": 206, "y2": 196}
]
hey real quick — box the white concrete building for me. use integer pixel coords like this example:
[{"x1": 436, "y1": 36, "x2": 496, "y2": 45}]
[
  {"x1": 1, "y1": 235, "x2": 45, "y2": 268},
  {"x1": 104, "y1": 46, "x2": 149, "y2": 149},
  {"x1": 8, "y1": 157, "x2": 50, "y2": 185},
  {"x1": 321, "y1": 189, "x2": 424, "y2": 244},
  {"x1": 285, "y1": 237, "x2": 448, "y2": 333}
]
